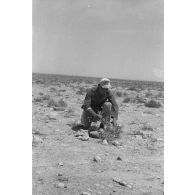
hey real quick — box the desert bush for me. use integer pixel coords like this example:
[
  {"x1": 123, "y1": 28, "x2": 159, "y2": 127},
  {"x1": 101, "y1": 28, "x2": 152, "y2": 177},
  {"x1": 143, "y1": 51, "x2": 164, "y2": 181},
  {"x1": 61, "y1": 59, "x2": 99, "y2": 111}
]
[
  {"x1": 127, "y1": 86, "x2": 137, "y2": 91},
  {"x1": 142, "y1": 124, "x2": 153, "y2": 131},
  {"x1": 100, "y1": 124, "x2": 123, "y2": 143},
  {"x1": 35, "y1": 80, "x2": 45, "y2": 84},
  {"x1": 115, "y1": 91, "x2": 123, "y2": 97},
  {"x1": 144, "y1": 100, "x2": 161, "y2": 108},
  {"x1": 155, "y1": 92, "x2": 164, "y2": 98},
  {"x1": 67, "y1": 108, "x2": 74, "y2": 114},
  {"x1": 136, "y1": 95, "x2": 146, "y2": 104},
  {"x1": 123, "y1": 97, "x2": 131, "y2": 103},
  {"x1": 47, "y1": 99, "x2": 57, "y2": 107},
  {"x1": 39, "y1": 92, "x2": 44, "y2": 96},
  {"x1": 145, "y1": 91, "x2": 153, "y2": 97},
  {"x1": 34, "y1": 97, "x2": 43, "y2": 102},
  {"x1": 49, "y1": 87, "x2": 57, "y2": 92},
  {"x1": 123, "y1": 92, "x2": 128, "y2": 96},
  {"x1": 64, "y1": 108, "x2": 75, "y2": 117},
  {"x1": 58, "y1": 99, "x2": 67, "y2": 107},
  {"x1": 69, "y1": 120, "x2": 84, "y2": 131},
  {"x1": 76, "y1": 87, "x2": 86, "y2": 95},
  {"x1": 42, "y1": 94, "x2": 50, "y2": 100},
  {"x1": 47, "y1": 98, "x2": 67, "y2": 108},
  {"x1": 59, "y1": 89, "x2": 66, "y2": 92},
  {"x1": 56, "y1": 92, "x2": 63, "y2": 96}
]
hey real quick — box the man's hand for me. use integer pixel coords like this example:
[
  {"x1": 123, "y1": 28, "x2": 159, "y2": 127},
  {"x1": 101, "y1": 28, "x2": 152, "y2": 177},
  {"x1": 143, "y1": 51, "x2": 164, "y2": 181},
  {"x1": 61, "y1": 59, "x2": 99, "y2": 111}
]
[
  {"x1": 94, "y1": 114, "x2": 102, "y2": 121},
  {"x1": 87, "y1": 108, "x2": 102, "y2": 121},
  {"x1": 112, "y1": 118, "x2": 117, "y2": 126}
]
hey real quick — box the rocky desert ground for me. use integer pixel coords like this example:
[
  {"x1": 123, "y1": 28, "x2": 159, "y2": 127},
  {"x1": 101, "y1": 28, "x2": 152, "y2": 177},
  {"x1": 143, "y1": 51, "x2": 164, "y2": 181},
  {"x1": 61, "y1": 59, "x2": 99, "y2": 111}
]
[{"x1": 32, "y1": 73, "x2": 164, "y2": 195}]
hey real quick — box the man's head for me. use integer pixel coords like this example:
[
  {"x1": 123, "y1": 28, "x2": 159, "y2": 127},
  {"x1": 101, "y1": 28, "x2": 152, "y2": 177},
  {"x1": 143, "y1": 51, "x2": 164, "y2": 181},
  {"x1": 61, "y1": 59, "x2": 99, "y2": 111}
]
[
  {"x1": 98, "y1": 78, "x2": 111, "y2": 94},
  {"x1": 99, "y1": 78, "x2": 111, "y2": 89}
]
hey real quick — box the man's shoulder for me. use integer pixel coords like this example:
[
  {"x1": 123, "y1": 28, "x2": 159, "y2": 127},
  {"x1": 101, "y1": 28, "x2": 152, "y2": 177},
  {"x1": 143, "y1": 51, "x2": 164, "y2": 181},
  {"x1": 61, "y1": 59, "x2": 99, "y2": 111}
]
[{"x1": 86, "y1": 86, "x2": 98, "y2": 94}]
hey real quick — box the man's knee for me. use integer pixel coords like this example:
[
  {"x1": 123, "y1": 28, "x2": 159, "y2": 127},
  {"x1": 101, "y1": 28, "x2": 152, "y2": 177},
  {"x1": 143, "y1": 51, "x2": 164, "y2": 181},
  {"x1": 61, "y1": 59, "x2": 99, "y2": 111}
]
[{"x1": 102, "y1": 102, "x2": 112, "y2": 110}]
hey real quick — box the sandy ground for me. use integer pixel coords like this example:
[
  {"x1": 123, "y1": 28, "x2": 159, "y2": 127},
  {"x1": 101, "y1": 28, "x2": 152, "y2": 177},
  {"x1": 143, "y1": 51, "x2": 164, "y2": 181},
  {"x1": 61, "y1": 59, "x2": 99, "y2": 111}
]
[{"x1": 32, "y1": 74, "x2": 164, "y2": 195}]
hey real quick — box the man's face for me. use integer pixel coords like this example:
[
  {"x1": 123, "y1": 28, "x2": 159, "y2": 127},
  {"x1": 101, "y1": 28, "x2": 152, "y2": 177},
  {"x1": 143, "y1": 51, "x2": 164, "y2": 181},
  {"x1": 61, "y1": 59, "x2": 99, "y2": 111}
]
[{"x1": 99, "y1": 85, "x2": 108, "y2": 95}]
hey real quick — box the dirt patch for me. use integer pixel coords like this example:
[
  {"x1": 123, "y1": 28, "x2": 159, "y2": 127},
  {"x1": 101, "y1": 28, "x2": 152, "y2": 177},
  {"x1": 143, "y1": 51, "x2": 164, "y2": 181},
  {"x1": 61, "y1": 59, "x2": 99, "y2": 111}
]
[{"x1": 32, "y1": 73, "x2": 164, "y2": 195}]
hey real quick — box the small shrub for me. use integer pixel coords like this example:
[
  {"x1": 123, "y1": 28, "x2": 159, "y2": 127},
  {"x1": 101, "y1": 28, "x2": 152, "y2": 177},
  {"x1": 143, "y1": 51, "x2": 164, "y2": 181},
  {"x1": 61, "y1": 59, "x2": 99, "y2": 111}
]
[
  {"x1": 142, "y1": 124, "x2": 153, "y2": 131},
  {"x1": 39, "y1": 92, "x2": 44, "y2": 96},
  {"x1": 123, "y1": 92, "x2": 128, "y2": 96},
  {"x1": 69, "y1": 120, "x2": 84, "y2": 131},
  {"x1": 100, "y1": 124, "x2": 123, "y2": 144},
  {"x1": 123, "y1": 97, "x2": 131, "y2": 103},
  {"x1": 67, "y1": 108, "x2": 74, "y2": 114},
  {"x1": 155, "y1": 92, "x2": 164, "y2": 98},
  {"x1": 115, "y1": 91, "x2": 123, "y2": 97},
  {"x1": 136, "y1": 95, "x2": 146, "y2": 104},
  {"x1": 145, "y1": 91, "x2": 153, "y2": 97},
  {"x1": 56, "y1": 92, "x2": 63, "y2": 96},
  {"x1": 59, "y1": 89, "x2": 66, "y2": 92},
  {"x1": 42, "y1": 94, "x2": 50, "y2": 100},
  {"x1": 35, "y1": 80, "x2": 45, "y2": 84},
  {"x1": 58, "y1": 99, "x2": 68, "y2": 107},
  {"x1": 47, "y1": 98, "x2": 67, "y2": 108},
  {"x1": 127, "y1": 87, "x2": 137, "y2": 91},
  {"x1": 34, "y1": 97, "x2": 43, "y2": 102},
  {"x1": 144, "y1": 100, "x2": 161, "y2": 108},
  {"x1": 50, "y1": 87, "x2": 57, "y2": 92},
  {"x1": 47, "y1": 99, "x2": 56, "y2": 107},
  {"x1": 76, "y1": 87, "x2": 86, "y2": 95},
  {"x1": 64, "y1": 108, "x2": 75, "y2": 117}
]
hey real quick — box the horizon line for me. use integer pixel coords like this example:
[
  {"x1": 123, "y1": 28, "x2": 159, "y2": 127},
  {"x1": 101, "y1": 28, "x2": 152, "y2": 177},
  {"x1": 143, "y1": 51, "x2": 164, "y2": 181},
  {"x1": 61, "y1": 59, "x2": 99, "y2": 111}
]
[{"x1": 32, "y1": 72, "x2": 164, "y2": 83}]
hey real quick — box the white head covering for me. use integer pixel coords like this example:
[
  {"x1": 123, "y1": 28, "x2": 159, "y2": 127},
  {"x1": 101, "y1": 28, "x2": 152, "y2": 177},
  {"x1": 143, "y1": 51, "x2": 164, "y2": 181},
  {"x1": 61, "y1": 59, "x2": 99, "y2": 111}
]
[{"x1": 99, "y1": 78, "x2": 111, "y2": 89}]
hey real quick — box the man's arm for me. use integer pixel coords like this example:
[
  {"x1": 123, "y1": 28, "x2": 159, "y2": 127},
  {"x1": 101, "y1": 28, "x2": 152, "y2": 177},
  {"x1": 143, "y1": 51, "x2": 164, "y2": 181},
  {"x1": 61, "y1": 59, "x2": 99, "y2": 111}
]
[
  {"x1": 81, "y1": 90, "x2": 92, "y2": 111},
  {"x1": 108, "y1": 90, "x2": 119, "y2": 120},
  {"x1": 82, "y1": 90, "x2": 102, "y2": 119}
]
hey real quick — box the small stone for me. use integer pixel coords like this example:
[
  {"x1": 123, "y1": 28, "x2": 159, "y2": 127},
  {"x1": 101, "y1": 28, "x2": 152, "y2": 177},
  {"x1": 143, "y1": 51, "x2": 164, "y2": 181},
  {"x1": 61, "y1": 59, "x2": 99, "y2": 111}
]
[
  {"x1": 157, "y1": 138, "x2": 164, "y2": 142},
  {"x1": 81, "y1": 192, "x2": 91, "y2": 195},
  {"x1": 78, "y1": 135, "x2": 89, "y2": 141},
  {"x1": 102, "y1": 139, "x2": 108, "y2": 145},
  {"x1": 58, "y1": 177, "x2": 68, "y2": 182},
  {"x1": 55, "y1": 182, "x2": 67, "y2": 188},
  {"x1": 150, "y1": 137, "x2": 158, "y2": 142},
  {"x1": 127, "y1": 184, "x2": 133, "y2": 189},
  {"x1": 33, "y1": 135, "x2": 43, "y2": 144},
  {"x1": 33, "y1": 129, "x2": 40, "y2": 134},
  {"x1": 47, "y1": 114, "x2": 57, "y2": 120},
  {"x1": 112, "y1": 140, "x2": 120, "y2": 146},
  {"x1": 99, "y1": 128, "x2": 104, "y2": 134},
  {"x1": 89, "y1": 131, "x2": 100, "y2": 139},
  {"x1": 93, "y1": 156, "x2": 101, "y2": 162},
  {"x1": 75, "y1": 131, "x2": 84, "y2": 137},
  {"x1": 58, "y1": 162, "x2": 63, "y2": 166},
  {"x1": 37, "y1": 177, "x2": 44, "y2": 184},
  {"x1": 117, "y1": 156, "x2": 122, "y2": 161},
  {"x1": 113, "y1": 177, "x2": 132, "y2": 188}
]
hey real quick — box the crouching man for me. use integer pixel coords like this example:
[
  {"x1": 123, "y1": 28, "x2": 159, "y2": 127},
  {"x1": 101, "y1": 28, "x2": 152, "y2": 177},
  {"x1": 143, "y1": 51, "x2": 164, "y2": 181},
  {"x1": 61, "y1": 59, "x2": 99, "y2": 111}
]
[{"x1": 81, "y1": 78, "x2": 119, "y2": 130}]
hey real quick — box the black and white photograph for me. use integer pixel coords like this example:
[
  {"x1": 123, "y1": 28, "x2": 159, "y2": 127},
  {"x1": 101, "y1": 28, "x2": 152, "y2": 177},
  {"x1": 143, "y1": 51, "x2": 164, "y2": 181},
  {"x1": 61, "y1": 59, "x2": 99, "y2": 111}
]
[{"x1": 32, "y1": 0, "x2": 164, "y2": 194}]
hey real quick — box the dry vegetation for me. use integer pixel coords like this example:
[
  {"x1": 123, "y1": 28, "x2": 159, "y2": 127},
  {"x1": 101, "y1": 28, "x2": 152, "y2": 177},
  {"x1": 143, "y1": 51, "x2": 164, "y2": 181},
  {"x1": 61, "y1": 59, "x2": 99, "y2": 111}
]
[{"x1": 32, "y1": 73, "x2": 164, "y2": 195}]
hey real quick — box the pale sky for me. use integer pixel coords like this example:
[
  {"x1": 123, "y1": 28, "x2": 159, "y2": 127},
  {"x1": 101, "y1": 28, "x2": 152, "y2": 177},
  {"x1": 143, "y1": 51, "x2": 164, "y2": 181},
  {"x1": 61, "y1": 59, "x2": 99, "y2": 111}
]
[{"x1": 33, "y1": 0, "x2": 164, "y2": 81}]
